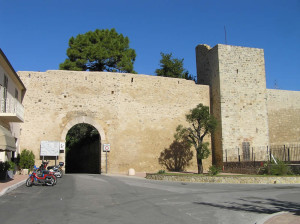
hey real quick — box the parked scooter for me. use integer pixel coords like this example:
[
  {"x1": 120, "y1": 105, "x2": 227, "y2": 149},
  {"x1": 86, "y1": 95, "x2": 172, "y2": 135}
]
[
  {"x1": 47, "y1": 162, "x2": 64, "y2": 178},
  {"x1": 37, "y1": 162, "x2": 57, "y2": 184},
  {"x1": 26, "y1": 168, "x2": 56, "y2": 187}
]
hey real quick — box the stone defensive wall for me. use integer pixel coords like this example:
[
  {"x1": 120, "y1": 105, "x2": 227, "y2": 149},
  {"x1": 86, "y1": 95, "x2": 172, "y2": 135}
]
[
  {"x1": 267, "y1": 89, "x2": 300, "y2": 145},
  {"x1": 17, "y1": 70, "x2": 210, "y2": 173}
]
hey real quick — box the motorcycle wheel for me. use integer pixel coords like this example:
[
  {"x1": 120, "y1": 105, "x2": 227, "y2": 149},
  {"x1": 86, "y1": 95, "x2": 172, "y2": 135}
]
[
  {"x1": 26, "y1": 178, "x2": 33, "y2": 187},
  {"x1": 57, "y1": 171, "x2": 63, "y2": 178},
  {"x1": 45, "y1": 177, "x2": 55, "y2": 186}
]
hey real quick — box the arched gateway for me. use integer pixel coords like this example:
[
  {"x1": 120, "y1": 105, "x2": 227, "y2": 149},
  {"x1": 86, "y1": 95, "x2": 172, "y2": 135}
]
[
  {"x1": 17, "y1": 70, "x2": 210, "y2": 173},
  {"x1": 61, "y1": 116, "x2": 106, "y2": 141},
  {"x1": 61, "y1": 116, "x2": 106, "y2": 173}
]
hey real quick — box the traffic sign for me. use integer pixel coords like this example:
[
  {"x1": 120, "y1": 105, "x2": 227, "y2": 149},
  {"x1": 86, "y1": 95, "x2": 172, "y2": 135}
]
[
  {"x1": 103, "y1": 144, "x2": 110, "y2": 152},
  {"x1": 60, "y1": 142, "x2": 65, "y2": 151}
]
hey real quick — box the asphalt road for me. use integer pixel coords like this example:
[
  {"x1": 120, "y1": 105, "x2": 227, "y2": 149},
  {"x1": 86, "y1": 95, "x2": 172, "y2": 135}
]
[{"x1": 0, "y1": 174, "x2": 299, "y2": 224}]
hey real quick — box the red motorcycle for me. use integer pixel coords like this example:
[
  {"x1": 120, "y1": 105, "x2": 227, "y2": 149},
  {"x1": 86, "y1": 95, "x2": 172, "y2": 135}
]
[
  {"x1": 39, "y1": 162, "x2": 58, "y2": 182},
  {"x1": 26, "y1": 167, "x2": 56, "y2": 187}
]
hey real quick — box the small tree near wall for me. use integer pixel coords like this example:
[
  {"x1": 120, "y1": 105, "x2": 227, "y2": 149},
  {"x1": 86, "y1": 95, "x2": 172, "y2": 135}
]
[{"x1": 175, "y1": 104, "x2": 217, "y2": 174}]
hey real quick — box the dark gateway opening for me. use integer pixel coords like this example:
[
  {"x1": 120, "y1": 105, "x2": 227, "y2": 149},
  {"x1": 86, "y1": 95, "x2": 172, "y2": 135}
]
[{"x1": 66, "y1": 123, "x2": 101, "y2": 174}]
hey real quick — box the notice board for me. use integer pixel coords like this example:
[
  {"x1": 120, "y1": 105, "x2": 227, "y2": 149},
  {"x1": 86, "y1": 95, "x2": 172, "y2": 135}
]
[{"x1": 40, "y1": 141, "x2": 60, "y2": 156}]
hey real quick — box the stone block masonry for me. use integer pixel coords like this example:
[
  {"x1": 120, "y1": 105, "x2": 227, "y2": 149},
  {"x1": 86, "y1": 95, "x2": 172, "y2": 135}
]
[
  {"x1": 196, "y1": 44, "x2": 270, "y2": 164},
  {"x1": 146, "y1": 173, "x2": 300, "y2": 184},
  {"x1": 267, "y1": 89, "x2": 300, "y2": 145},
  {"x1": 17, "y1": 70, "x2": 210, "y2": 173},
  {"x1": 16, "y1": 43, "x2": 300, "y2": 174}
]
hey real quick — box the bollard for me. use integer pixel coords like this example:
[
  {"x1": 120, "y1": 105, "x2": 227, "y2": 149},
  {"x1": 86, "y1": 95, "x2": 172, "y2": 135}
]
[{"x1": 128, "y1": 168, "x2": 135, "y2": 176}]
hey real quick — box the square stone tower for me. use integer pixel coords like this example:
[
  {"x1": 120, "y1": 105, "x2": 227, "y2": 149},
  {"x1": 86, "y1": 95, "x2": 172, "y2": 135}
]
[{"x1": 196, "y1": 44, "x2": 269, "y2": 166}]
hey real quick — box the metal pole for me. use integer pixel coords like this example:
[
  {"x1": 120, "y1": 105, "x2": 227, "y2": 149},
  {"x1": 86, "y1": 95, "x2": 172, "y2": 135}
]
[
  {"x1": 106, "y1": 151, "x2": 107, "y2": 174},
  {"x1": 284, "y1": 145, "x2": 286, "y2": 162},
  {"x1": 224, "y1": 26, "x2": 228, "y2": 45}
]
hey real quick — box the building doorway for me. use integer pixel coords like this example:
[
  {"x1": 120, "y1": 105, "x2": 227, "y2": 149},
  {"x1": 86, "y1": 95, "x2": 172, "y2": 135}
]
[{"x1": 65, "y1": 123, "x2": 101, "y2": 174}]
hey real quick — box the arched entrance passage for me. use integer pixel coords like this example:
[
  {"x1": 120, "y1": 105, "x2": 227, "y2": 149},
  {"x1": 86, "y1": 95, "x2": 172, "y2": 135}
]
[
  {"x1": 66, "y1": 123, "x2": 100, "y2": 173},
  {"x1": 61, "y1": 117, "x2": 106, "y2": 174}
]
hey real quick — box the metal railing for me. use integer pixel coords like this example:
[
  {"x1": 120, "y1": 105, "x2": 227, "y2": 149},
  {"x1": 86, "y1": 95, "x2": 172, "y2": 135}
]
[
  {"x1": 268, "y1": 144, "x2": 300, "y2": 162},
  {"x1": 223, "y1": 143, "x2": 300, "y2": 174},
  {"x1": 0, "y1": 86, "x2": 24, "y2": 121},
  {"x1": 223, "y1": 143, "x2": 300, "y2": 163}
]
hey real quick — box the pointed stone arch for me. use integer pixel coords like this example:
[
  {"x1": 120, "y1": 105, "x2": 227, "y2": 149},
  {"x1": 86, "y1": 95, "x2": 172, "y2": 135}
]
[{"x1": 61, "y1": 116, "x2": 106, "y2": 142}]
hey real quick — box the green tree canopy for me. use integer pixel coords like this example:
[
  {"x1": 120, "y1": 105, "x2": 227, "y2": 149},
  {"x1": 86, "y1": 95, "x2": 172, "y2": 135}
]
[
  {"x1": 175, "y1": 103, "x2": 217, "y2": 174},
  {"x1": 155, "y1": 53, "x2": 195, "y2": 80},
  {"x1": 60, "y1": 28, "x2": 136, "y2": 73}
]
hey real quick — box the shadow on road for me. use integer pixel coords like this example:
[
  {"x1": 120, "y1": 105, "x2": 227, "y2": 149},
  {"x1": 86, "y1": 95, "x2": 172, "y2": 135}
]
[{"x1": 194, "y1": 197, "x2": 300, "y2": 216}]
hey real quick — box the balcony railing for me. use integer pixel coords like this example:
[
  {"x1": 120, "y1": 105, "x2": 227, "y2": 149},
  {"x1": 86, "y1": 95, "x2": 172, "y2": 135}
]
[{"x1": 0, "y1": 86, "x2": 24, "y2": 122}]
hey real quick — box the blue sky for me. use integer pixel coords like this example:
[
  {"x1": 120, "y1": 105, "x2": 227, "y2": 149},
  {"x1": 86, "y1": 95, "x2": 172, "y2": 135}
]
[{"x1": 0, "y1": 0, "x2": 299, "y2": 91}]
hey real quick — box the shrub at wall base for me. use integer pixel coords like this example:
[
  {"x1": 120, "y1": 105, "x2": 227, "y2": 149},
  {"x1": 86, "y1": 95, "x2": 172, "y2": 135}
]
[
  {"x1": 0, "y1": 162, "x2": 10, "y2": 180},
  {"x1": 19, "y1": 149, "x2": 35, "y2": 174}
]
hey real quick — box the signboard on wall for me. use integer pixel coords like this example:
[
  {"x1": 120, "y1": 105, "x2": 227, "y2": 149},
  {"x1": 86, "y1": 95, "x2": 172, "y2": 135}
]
[
  {"x1": 40, "y1": 141, "x2": 60, "y2": 156},
  {"x1": 59, "y1": 142, "x2": 65, "y2": 152}
]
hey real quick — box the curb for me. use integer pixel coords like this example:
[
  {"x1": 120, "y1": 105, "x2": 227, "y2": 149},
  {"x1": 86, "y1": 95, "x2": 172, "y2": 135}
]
[
  {"x1": 255, "y1": 211, "x2": 300, "y2": 224},
  {"x1": 146, "y1": 174, "x2": 300, "y2": 184},
  {"x1": 255, "y1": 212, "x2": 288, "y2": 224},
  {"x1": 102, "y1": 173, "x2": 146, "y2": 179},
  {"x1": 0, "y1": 179, "x2": 26, "y2": 197}
]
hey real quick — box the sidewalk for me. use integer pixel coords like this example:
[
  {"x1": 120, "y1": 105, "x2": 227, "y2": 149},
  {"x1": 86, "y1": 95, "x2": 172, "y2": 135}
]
[
  {"x1": 256, "y1": 212, "x2": 300, "y2": 224},
  {"x1": 0, "y1": 174, "x2": 27, "y2": 197}
]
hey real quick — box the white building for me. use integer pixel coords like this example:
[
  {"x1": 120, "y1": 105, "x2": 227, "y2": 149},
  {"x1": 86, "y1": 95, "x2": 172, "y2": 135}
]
[{"x1": 0, "y1": 49, "x2": 26, "y2": 162}]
